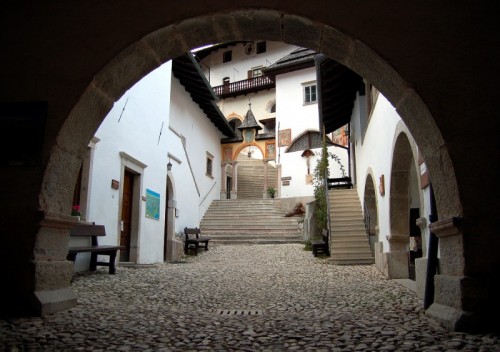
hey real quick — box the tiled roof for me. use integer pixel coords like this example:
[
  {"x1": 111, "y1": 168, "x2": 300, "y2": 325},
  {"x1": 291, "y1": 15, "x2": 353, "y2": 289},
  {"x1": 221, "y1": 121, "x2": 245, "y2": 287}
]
[
  {"x1": 265, "y1": 47, "x2": 317, "y2": 70},
  {"x1": 238, "y1": 105, "x2": 262, "y2": 131},
  {"x1": 172, "y1": 53, "x2": 235, "y2": 138}
]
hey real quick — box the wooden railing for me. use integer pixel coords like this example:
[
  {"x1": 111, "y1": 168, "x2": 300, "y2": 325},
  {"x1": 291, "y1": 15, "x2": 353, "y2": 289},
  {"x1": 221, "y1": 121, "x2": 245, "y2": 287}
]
[{"x1": 213, "y1": 76, "x2": 274, "y2": 98}]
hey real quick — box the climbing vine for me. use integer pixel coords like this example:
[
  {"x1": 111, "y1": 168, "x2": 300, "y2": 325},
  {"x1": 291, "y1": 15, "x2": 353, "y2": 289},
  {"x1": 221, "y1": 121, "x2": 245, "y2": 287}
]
[
  {"x1": 328, "y1": 152, "x2": 346, "y2": 178},
  {"x1": 313, "y1": 138, "x2": 329, "y2": 237}
]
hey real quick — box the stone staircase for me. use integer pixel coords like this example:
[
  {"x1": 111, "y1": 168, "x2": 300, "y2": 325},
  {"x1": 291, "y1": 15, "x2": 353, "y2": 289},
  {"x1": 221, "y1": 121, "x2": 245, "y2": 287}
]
[
  {"x1": 329, "y1": 188, "x2": 374, "y2": 265},
  {"x1": 200, "y1": 199, "x2": 303, "y2": 245},
  {"x1": 237, "y1": 158, "x2": 277, "y2": 199}
]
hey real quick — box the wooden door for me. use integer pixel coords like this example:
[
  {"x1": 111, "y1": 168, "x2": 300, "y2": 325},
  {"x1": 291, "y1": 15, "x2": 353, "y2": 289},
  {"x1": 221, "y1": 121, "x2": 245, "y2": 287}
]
[
  {"x1": 226, "y1": 176, "x2": 232, "y2": 199},
  {"x1": 120, "y1": 170, "x2": 134, "y2": 261}
]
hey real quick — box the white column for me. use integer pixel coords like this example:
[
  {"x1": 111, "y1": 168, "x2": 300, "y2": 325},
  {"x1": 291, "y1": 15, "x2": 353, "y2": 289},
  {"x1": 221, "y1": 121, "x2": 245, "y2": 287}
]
[
  {"x1": 262, "y1": 159, "x2": 269, "y2": 198},
  {"x1": 231, "y1": 161, "x2": 238, "y2": 199},
  {"x1": 220, "y1": 162, "x2": 227, "y2": 199}
]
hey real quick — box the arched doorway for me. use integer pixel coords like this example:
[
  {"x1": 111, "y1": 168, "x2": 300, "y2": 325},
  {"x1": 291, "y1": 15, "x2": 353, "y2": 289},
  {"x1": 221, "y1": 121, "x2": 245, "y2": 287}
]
[
  {"x1": 4, "y1": 5, "x2": 491, "y2": 331},
  {"x1": 363, "y1": 172, "x2": 378, "y2": 256},
  {"x1": 386, "y1": 132, "x2": 419, "y2": 279},
  {"x1": 163, "y1": 175, "x2": 175, "y2": 262}
]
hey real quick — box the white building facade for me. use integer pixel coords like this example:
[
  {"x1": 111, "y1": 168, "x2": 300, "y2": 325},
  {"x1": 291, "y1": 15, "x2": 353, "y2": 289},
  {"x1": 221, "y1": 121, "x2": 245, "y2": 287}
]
[{"x1": 72, "y1": 56, "x2": 232, "y2": 271}]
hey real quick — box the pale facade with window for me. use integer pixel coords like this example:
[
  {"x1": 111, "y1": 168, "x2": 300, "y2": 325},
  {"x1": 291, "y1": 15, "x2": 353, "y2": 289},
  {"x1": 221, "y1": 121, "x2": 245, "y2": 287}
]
[
  {"x1": 275, "y1": 66, "x2": 348, "y2": 199},
  {"x1": 71, "y1": 58, "x2": 230, "y2": 270}
]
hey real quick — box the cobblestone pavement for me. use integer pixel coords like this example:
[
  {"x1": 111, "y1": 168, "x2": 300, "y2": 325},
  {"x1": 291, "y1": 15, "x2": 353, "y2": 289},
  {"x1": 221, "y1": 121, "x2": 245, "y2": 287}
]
[{"x1": 1, "y1": 244, "x2": 499, "y2": 351}]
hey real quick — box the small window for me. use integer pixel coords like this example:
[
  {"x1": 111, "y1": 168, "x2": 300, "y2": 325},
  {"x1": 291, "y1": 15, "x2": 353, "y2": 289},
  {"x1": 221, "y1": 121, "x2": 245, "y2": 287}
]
[
  {"x1": 271, "y1": 103, "x2": 276, "y2": 113},
  {"x1": 252, "y1": 66, "x2": 263, "y2": 77},
  {"x1": 256, "y1": 41, "x2": 266, "y2": 54},
  {"x1": 223, "y1": 50, "x2": 232, "y2": 63},
  {"x1": 223, "y1": 77, "x2": 230, "y2": 85},
  {"x1": 206, "y1": 152, "x2": 214, "y2": 178},
  {"x1": 303, "y1": 83, "x2": 317, "y2": 104}
]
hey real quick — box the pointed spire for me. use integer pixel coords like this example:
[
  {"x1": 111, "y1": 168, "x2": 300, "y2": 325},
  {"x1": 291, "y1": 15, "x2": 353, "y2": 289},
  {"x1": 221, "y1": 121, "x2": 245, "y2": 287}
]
[{"x1": 237, "y1": 102, "x2": 262, "y2": 131}]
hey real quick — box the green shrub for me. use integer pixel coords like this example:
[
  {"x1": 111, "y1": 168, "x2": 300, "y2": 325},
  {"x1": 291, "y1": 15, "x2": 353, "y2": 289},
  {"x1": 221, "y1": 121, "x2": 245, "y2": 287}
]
[{"x1": 313, "y1": 137, "x2": 329, "y2": 236}]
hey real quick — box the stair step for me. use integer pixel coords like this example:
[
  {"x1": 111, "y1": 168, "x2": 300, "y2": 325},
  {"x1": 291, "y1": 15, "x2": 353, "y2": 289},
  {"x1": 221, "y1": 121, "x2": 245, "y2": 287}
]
[
  {"x1": 328, "y1": 258, "x2": 375, "y2": 265},
  {"x1": 200, "y1": 197, "x2": 302, "y2": 246},
  {"x1": 325, "y1": 188, "x2": 374, "y2": 265}
]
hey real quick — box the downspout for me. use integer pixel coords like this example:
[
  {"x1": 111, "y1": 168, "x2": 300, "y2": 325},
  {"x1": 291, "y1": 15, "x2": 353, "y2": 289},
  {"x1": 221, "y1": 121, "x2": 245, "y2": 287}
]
[{"x1": 424, "y1": 183, "x2": 439, "y2": 309}]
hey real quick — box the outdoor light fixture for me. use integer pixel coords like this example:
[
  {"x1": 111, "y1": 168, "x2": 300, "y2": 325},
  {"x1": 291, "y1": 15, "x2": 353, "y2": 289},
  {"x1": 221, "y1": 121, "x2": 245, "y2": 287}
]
[{"x1": 167, "y1": 159, "x2": 172, "y2": 171}]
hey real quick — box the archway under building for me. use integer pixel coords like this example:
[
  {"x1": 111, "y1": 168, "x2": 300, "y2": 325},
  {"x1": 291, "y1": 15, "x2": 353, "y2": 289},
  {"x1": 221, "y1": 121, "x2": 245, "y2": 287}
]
[
  {"x1": 2, "y1": 4, "x2": 498, "y2": 332},
  {"x1": 385, "y1": 131, "x2": 420, "y2": 280},
  {"x1": 363, "y1": 171, "x2": 378, "y2": 257}
]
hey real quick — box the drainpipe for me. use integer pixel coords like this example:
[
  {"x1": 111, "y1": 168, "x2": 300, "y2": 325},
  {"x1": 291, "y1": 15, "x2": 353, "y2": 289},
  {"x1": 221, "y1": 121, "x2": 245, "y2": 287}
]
[{"x1": 424, "y1": 183, "x2": 439, "y2": 309}]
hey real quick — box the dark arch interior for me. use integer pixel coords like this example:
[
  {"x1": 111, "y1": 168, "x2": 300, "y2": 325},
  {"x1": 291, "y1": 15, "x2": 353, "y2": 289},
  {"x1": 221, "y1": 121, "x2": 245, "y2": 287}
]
[{"x1": 1, "y1": 3, "x2": 498, "y2": 333}]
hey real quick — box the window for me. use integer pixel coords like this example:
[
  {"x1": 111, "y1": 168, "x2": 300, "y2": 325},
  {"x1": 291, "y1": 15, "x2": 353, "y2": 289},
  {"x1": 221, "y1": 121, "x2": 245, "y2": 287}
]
[
  {"x1": 206, "y1": 152, "x2": 214, "y2": 178},
  {"x1": 223, "y1": 50, "x2": 232, "y2": 63},
  {"x1": 256, "y1": 41, "x2": 266, "y2": 54},
  {"x1": 303, "y1": 83, "x2": 317, "y2": 104},
  {"x1": 271, "y1": 104, "x2": 276, "y2": 113},
  {"x1": 252, "y1": 66, "x2": 263, "y2": 77}
]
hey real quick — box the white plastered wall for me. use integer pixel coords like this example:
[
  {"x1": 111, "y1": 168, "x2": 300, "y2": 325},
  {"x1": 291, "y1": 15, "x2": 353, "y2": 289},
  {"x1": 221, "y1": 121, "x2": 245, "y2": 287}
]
[
  {"x1": 352, "y1": 94, "x2": 404, "y2": 253},
  {"x1": 84, "y1": 61, "x2": 173, "y2": 266},
  {"x1": 74, "y1": 59, "x2": 224, "y2": 270}
]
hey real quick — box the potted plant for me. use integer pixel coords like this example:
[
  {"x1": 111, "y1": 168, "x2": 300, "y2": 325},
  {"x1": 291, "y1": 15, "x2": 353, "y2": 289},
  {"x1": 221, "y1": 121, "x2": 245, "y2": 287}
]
[
  {"x1": 71, "y1": 205, "x2": 81, "y2": 220},
  {"x1": 267, "y1": 187, "x2": 276, "y2": 199}
]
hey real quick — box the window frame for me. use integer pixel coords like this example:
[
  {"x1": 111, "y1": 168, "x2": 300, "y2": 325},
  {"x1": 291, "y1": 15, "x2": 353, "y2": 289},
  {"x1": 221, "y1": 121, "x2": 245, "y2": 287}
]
[
  {"x1": 223, "y1": 50, "x2": 232, "y2": 63},
  {"x1": 256, "y1": 41, "x2": 267, "y2": 54},
  {"x1": 251, "y1": 66, "x2": 263, "y2": 78},
  {"x1": 206, "y1": 152, "x2": 214, "y2": 178},
  {"x1": 302, "y1": 81, "x2": 318, "y2": 105}
]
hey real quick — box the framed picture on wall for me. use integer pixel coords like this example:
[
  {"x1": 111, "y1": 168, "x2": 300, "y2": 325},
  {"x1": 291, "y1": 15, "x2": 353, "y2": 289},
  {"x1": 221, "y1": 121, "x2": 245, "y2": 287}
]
[
  {"x1": 278, "y1": 129, "x2": 291, "y2": 147},
  {"x1": 265, "y1": 141, "x2": 276, "y2": 158},
  {"x1": 145, "y1": 189, "x2": 160, "y2": 220},
  {"x1": 223, "y1": 145, "x2": 233, "y2": 162}
]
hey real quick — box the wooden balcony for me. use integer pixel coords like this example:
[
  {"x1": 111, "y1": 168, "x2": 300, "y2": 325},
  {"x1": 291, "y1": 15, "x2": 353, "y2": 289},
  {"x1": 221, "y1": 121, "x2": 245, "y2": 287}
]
[{"x1": 213, "y1": 76, "x2": 275, "y2": 98}]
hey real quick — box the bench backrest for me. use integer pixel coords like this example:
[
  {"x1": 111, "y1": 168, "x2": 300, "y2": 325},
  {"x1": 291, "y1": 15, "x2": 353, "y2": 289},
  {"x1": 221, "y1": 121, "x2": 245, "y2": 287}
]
[
  {"x1": 184, "y1": 227, "x2": 201, "y2": 240},
  {"x1": 70, "y1": 224, "x2": 106, "y2": 246}
]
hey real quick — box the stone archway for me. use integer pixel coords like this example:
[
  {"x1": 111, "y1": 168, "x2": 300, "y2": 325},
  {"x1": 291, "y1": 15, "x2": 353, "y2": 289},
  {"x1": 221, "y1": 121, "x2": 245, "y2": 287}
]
[
  {"x1": 385, "y1": 132, "x2": 416, "y2": 279},
  {"x1": 164, "y1": 174, "x2": 175, "y2": 262},
  {"x1": 363, "y1": 171, "x2": 378, "y2": 256},
  {"x1": 5, "y1": 6, "x2": 486, "y2": 330}
]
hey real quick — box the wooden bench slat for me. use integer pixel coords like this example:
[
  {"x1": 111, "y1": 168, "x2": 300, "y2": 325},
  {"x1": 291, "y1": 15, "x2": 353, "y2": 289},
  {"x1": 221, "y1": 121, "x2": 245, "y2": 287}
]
[
  {"x1": 70, "y1": 224, "x2": 106, "y2": 236},
  {"x1": 312, "y1": 229, "x2": 330, "y2": 257},
  {"x1": 184, "y1": 227, "x2": 210, "y2": 256},
  {"x1": 67, "y1": 224, "x2": 120, "y2": 274}
]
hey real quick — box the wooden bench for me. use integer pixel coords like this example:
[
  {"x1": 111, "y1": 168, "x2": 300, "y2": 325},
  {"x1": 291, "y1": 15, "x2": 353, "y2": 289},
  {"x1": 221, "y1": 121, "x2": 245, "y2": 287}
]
[
  {"x1": 184, "y1": 227, "x2": 211, "y2": 256},
  {"x1": 327, "y1": 177, "x2": 353, "y2": 190},
  {"x1": 311, "y1": 229, "x2": 330, "y2": 257},
  {"x1": 67, "y1": 223, "x2": 122, "y2": 274}
]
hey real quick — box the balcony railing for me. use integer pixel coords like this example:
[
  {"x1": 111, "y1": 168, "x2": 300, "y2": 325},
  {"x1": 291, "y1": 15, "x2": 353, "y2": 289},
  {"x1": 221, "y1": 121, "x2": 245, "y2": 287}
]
[{"x1": 213, "y1": 76, "x2": 275, "y2": 98}]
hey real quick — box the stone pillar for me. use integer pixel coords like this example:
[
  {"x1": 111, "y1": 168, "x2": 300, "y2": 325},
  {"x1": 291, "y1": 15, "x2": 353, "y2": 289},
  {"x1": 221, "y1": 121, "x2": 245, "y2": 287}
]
[
  {"x1": 33, "y1": 215, "x2": 77, "y2": 315},
  {"x1": 220, "y1": 162, "x2": 227, "y2": 200},
  {"x1": 425, "y1": 217, "x2": 481, "y2": 332},
  {"x1": 262, "y1": 159, "x2": 269, "y2": 198},
  {"x1": 165, "y1": 200, "x2": 178, "y2": 262},
  {"x1": 385, "y1": 234, "x2": 410, "y2": 279},
  {"x1": 230, "y1": 161, "x2": 238, "y2": 199},
  {"x1": 415, "y1": 217, "x2": 429, "y2": 299}
]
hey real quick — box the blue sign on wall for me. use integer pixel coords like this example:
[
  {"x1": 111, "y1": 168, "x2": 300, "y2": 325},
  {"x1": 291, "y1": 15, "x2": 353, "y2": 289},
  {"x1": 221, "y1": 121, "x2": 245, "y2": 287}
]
[{"x1": 145, "y1": 188, "x2": 160, "y2": 220}]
